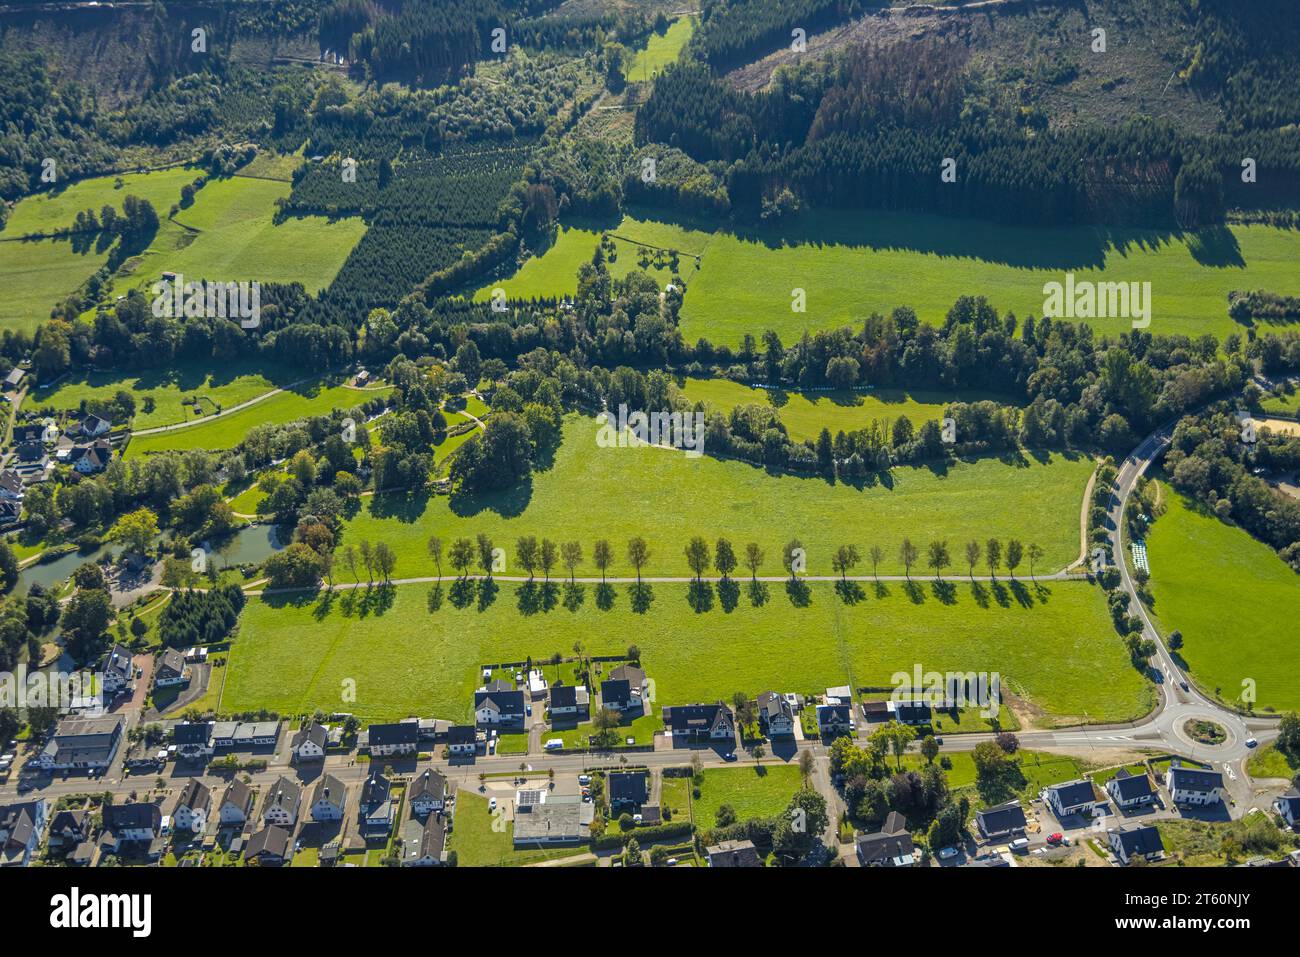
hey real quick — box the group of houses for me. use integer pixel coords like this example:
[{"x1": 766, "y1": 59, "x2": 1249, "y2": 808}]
[{"x1": 0, "y1": 415, "x2": 116, "y2": 524}]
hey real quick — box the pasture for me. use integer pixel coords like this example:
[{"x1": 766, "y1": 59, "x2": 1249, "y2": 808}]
[
  {"x1": 0, "y1": 237, "x2": 110, "y2": 333},
  {"x1": 223, "y1": 577, "x2": 1151, "y2": 727},
  {"x1": 476, "y1": 210, "x2": 1300, "y2": 345},
  {"x1": 1145, "y1": 483, "x2": 1300, "y2": 713},
  {"x1": 339, "y1": 414, "x2": 1092, "y2": 578},
  {"x1": 679, "y1": 377, "x2": 1014, "y2": 442},
  {"x1": 625, "y1": 16, "x2": 695, "y2": 83},
  {"x1": 1, "y1": 166, "x2": 202, "y2": 237}
]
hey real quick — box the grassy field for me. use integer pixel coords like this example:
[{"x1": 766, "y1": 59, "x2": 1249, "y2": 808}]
[
  {"x1": 1245, "y1": 744, "x2": 1296, "y2": 781},
  {"x1": 692, "y1": 765, "x2": 803, "y2": 827},
  {"x1": 473, "y1": 216, "x2": 704, "y2": 302},
  {"x1": 680, "y1": 377, "x2": 1015, "y2": 442},
  {"x1": 30, "y1": 359, "x2": 298, "y2": 430},
  {"x1": 102, "y1": 174, "x2": 365, "y2": 301},
  {"x1": 339, "y1": 415, "x2": 1091, "y2": 578},
  {"x1": 125, "y1": 382, "x2": 387, "y2": 456},
  {"x1": 2, "y1": 166, "x2": 202, "y2": 237},
  {"x1": 1145, "y1": 483, "x2": 1300, "y2": 712},
  {"x1": 476, "y1": 210, "x2": 1300, "y2": 345},
  {"x1": 224, "y1": 577, "x2": 1151, "y2": 727},
  {"x1": 900, "y1": 749, "x2": 1087, "y2": 806},
  {"x1": 0, "y1": 237, "x2": 110, "y2": 333},
  {"x1": 625, "y1": 16, "x2": 694, "y2": 83}
]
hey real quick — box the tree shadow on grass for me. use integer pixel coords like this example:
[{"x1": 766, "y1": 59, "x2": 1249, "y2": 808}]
[
  {"x1": 449, "y1": 577, "x2": 475, "y2": 609},
  {"x1": 312, "y1": 588, "x2": 337, "y2": 621},
  {"x1": 687, "y1": 580, "x2": 714, "y2": 613},
  {"x1": 427, "y1": 583, "x2": 443, "y2": 612},
  {"x1": 785, "y1": 578, "x2": 811, "y2": 607},
  {"x1": 357, "y1": 583, "x2": 396, "y2": 617},
  {"x1": 477, "y1": 577, "x2": 499, "y2": 612},
  {"x1": 260, "y1": 586, "x2": 323, "y2": 610},
  {"x1": 563, "y1": 582, "x2": 585, "y2": 612},
  {"x1": 629, "y1": 582, "x2": 654, "y2": 614},
  {"x1": 747, "y1": 580, "x2": 769, "y2": 607},
  {"x1": 718, "y1": 577, "x2": 740, "y2": 612},
  {"x1": 903, "y1": 580, "x2": 926, "y2": 604},
  {"x1": 1008, "y1": 579, "x2": 1036, "y2": 608},
  {"x1": 447, "y1": 477, "x2": 534, "y2": 520},
  {"x1": 595, "y1": 582, "x2": 616, "y2": 610},
  {"x1": 969, "y1": 580, "x2": 989, "y2": 608},
  {"x1": 930, "y1": 580, "x2": 957, "y2": 605},
  {"x1": 872, "y1": 580, "x2": 890, "y2": 600},
  {"x1": 990, "y1": 580, "x2": 1012, "y2": 608},
  {"x1": 835, "y1": 580, "x2": 866, "y2": 605}
]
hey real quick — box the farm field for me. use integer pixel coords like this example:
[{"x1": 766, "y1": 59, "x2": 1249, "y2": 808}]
[
  {"x1": 679, "y1": 377, "x2": 1015, "y2": 442},
  {"x1": 1144, "y1": 483, "x2": 1300, "y2": 712},
  {"x1": 0, "y1": 237, "x2": 110, "y2": 333},
  {"x1": 692, "y1": 765, "x2": 803, "y2": 827},
  {"x1": 625, "y1": 16, "x2": 694, "y2": 83},
  {"x1": 125, "y1": 381, "x2": 387, "y2": 456},
  {"x1": 1, "y1": 166, "x2": 202, "y2": 237},
  {"x1": 339, "y1": 414, "x2": 1093, "y2": 578},
  {"x1": 30, "y1": 359, "x2": 299, "y2": 430},
  {"x1": 478, "y1": 210, "x2": 1300, "y2": 345},
  {"x1": 103, "y1": 174, "x2": 366, "y2": 301},
  {"x1": 223, "y1": 577, "x2": 1150, "y2": 727}
]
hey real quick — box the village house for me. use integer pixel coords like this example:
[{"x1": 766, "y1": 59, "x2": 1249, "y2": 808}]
[
  {"x1": 172, "y1": 779, "x2": 212, "y2": 835},
  {"x1": 219, "y1": 779, "x2": 256, "y2": 827},
  {"x1": 1166, "y1": 764, "x2": 1225, "y2": 806},
  {"x1": 706, "y1": 839, "x2": 761, "y2": 867},
  {"x1": 474, "y1": 688, "x2": 526, "y2": 728},
  {"x1": 100, "y1": 643, "x2": 136, "y2": 698},
  {"x1": 365, "y1": 721, "x2": 419, "y2": 757},
  {"x1": 1274, "y1": 790, "x2": 1300, "y2": 828},
  {"x1": 661, "y1": 703, "x2": 735, "y2": 742},
  {"x1": 408, "y1": 769, "x2": 447, "y2": 817},
  {"x1": 1044, "y1": 779, "x2": 1100, "y2": 819},
  {"x1": 600, "y1": 663, "x2": 650, "y2": 713},
  {"x1": 173, "y1": 721, "x2": 215, "y2": 759},
  {"x1": 548, "y1": 683, "x2": 589, "y2": 720},
  {"x1": 36, "y1": 715, "x2": 124, "y2": 771},
  {"x1": 446, "y1": 725, "x2": 478, "y2": 756},
  {"x1": 975, "y1": 801, "x2": 1028, "y2": 842},
  {"x1": 310, "y1": 774, "x2": 348, "y2": 822},
  {"x1": 1108, "y1": 824, "x2": 1165, "y2": 865},
  {"x1": 360, "y1": 772, "x2": 395, "y2": 836},
  {"x1": 756, "y1": 691, "x2": 796, "y2": 737},
  {"x1": 1106, "y1": 768, "x2": 1157, "y2": 811},
  {"x1": 244, "y1": 825, "x2": 292, "y2": 866},
  {"x1": 261, "y1": 776, "x2": 301, "y2": 828},
  {"x1": 0, "y1": 799, "x2": 47, "y2": 867},
  {"x1": 856, "y1": 811, "x2": 916, "y2": 867},
  {"x1": 290, "y1": 721, "x2": 328, "y2": 762},
  {"x1": 152, "y1": 648, "x2": 187, "y2": 688}
]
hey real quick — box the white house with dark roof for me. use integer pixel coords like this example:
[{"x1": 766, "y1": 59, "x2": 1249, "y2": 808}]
[
  {"x1": 408, "y1": 769, "x2": 447, "y2": 817},
  {"x1": 219, "y1": 779, "x2": 255, "y2": 827},
  {"x1": 152, "y1": 648, "x2": 187, "y2": 688},
  {"x1": 360, "y1": 773, "x2": 394, "y2": 836},
  {"x1": 291, "y1": 721, "x2": 328, "y2": 762},
  {"x1": 101, "y1": 643, "x2": 136, "y2": 697},
  {"x1": 261, "y1": 776, "x2": 301, "y2": 828},
  {"x1": 756, "y1": 691, "x2": 796, "y2": 737},
  {"x1": 36, "y1": 715, "x2": 124, "y2": 771},
  {"x1": 1044, "y1": 779, "x2": 1100, "y2": 819},
  {"x1": 173, "y1": 779, "x2": 212, "y2": 835},
  {"x1": 548, "y1": 684, "x2": 589, "y2": 720},
  {"x1": 366, "y1": 721, "x2": 419, "y2": 757},
  {"x1": 0, "y1": 799, "x2": 47, "y2": 867},
  {"x1": 1108, "y1": 823, "x2": 1165, "y2": 865},
  {"x1": 401, "y1": 810, "x2": 446, "y2": 866},
  {"x1": 474, "y1": 689, "x2": 526, "y2": 728},
  {"x1": 1106, "y1": 767, "x2": 1156, "y2": 810},
  {"x1": 310, "y1": 774, "x2": 347, "y2": 822},
  {"x1": 600, "y1": 663, "x2": 649, "y2": 713},
  {"x1": 79, "y1": 413, "x2": 112, "y2": 438},
  {"x1": 975, "y1": 801, "x2": 1027, "y2": 841},
  {"x1": 446, "y1": 725, "x2": 478, "y2": 756},
  {"x1": 173, "y1": 721, "x2": 214, "y2": 759},
  {"x1": 661, "y1": 703, "x2": 735, "y2": 741},
  {"x1": 1166, "y1": 764, "x2": 1224, "y2": 806}
]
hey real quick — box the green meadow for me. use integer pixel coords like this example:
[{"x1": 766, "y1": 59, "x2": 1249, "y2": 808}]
[
  {"x1": 679, "y1": 377, "x2": 1014, "y2": 442},
  {"x1": 476, "y1": 210, "x2": 1300, "y2": 345},
  {"x1": 339, "y1": 414, "x2": 1091, "y2": 578},
  {"x1": 693, "y1": 765, "x2": 803, "y2": 827},
  {"x1": 625, "y1": 16, "x2": 695, "y2": 83},
  {"x1": 1145, "y1": 483, "x2": 1300, "y2": 712},
  {"x1": 0, "y1": 237, "x2": 110, "y2": 333},
  {"x1": 125, "y1": 382, "x2": 387, "y2": 456},
  {"x1": 1, "y1": 166, "x2": 202, "y2": 237},
  {"x1": 30, "y1": 359, "x2": 297, "y2": 430},
  {"x1": 105, "y1": 173, "x2": 366, "y2": 300},
  {"x1": 224, "y1": 577, "x2": 1150, "y2": 726}
]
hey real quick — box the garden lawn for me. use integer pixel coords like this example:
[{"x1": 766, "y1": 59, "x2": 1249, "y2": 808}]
[
  {"x1": 340, "y1": 414, "x2": 1093, "y2": 578},
  {"x1": 447, "y1": 792, "x2": 582, "y2": 867},
  {"x1": 125, "y1": 382, "x2": 387, "y2": 456},
  {"x1": 0, "y1": 237, "x2": 110, "y2": 333},
  {"x1": 680, "y1": 377, "x2": 1016, "y2": 443},
  {"x1": 224, "y1": 577, "x2": 1151, "y2": 726},
  {"x1": 2, "y1": 166, "x2": 202, "y2": 237},
  {"x1": 30, "y1": 358, "x2": 295, "y2": 430},
  {"x1": 1145, "y1": 483, "x2": 1300, "y2": 712},
  {"x1": 692, "y1": 765, "x2": 803, "y2": 827},
  {"x1": 477, "y1": 209, "x2": 1300, "y2": 345},
  {"x1": 1245, "y1": 744, "x2": 1296, "y2": 781}
]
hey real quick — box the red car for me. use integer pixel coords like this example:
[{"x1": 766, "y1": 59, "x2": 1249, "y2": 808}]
[{"x1": 1046, "y1": 832, "x2": 1064, "y2": 846}]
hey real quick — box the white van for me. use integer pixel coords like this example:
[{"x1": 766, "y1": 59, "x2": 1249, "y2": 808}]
[
  {"x1": 1009, "y1": 837, "x2": 1030, "y2": 854},
  {"x1": 543, "y1": 739, "x2": 563, "y2": 751}
]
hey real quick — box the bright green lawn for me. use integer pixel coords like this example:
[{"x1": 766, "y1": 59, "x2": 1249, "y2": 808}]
[
  {"x1": 477, "y1": 210, "x2": 1300, "y2": 345},
  {"x1": 29, "y1": 359, "x2": 295, "y2": 430},
  {"x1": 680, "y1": 377, "x2": 1015, "y2": 442},
  {"x1": 1145, "y1": 483, "x2": 1300, "y2": 712},
  {"x1": 1245, "y1": 744, "x2": 1295, "y2": 781},
  {"x1": 693, "y1": 765, "x2": 803, "y2": 827},
  {"x1": 341, "y1": 414, "x2": 1092, "y2": 578},
  {"x1": 0, "y1": 237, "x2": 110, "y2": 333},
  {"x1": 125, "y1": 383, "x2": 387, "y2": 456},
  {"x1": 225, "y1": 577, "x2": 1151, "y2": 726},
  {"x1": 2, "y1": 166, "x2": 202, "y2": 237},
  {"x1": 448, "y1": 792, "x2": 583, "y2": 867},
  {"x1": 104, "y1": 175, "x2": 366, "y2": 299},
  {"x1": 625, "y1": 16, "x2": 694, "y2": 83}
]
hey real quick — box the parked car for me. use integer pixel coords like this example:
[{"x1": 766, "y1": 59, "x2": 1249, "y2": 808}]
[
  {"x1": 488, "y1": 798, "x2": 497, "y2": 811},
  {"x1": 544, "y1": 739, "x2": 563, "y2": 751},
  {"x1": 578, "y1": 775, "x2": 591, "y2": 785},
  {"x1": 1009, "y1": 837, "x2": 1030, "y2": 853},
  {"x1": 1046, "y1": 833, "x2": 1063, "y2": 846},
  {"x1": 722, "y1": 752, "x2": 737, "y2": 761},
  {"x1": 937, "y1": 846, "x2": 959, "y2": 860}
]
